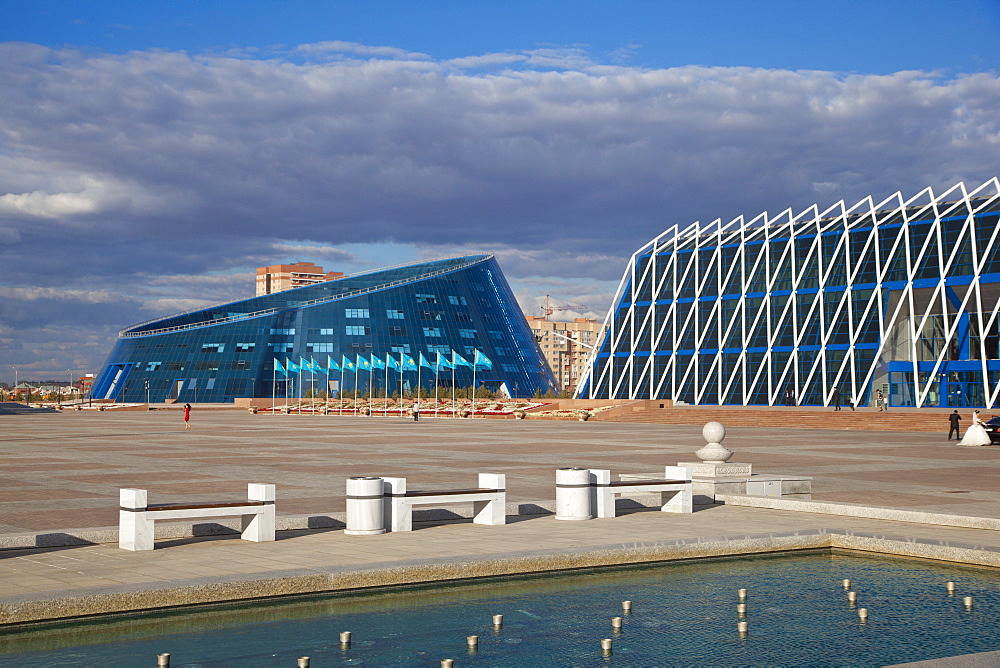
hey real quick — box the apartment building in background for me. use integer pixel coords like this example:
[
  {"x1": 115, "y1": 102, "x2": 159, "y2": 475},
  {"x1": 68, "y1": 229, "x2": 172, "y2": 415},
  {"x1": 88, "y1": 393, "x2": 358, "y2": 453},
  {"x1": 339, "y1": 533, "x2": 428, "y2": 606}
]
[
  {"x1": 525, "y1": 316, "x2": 603, "y2": 394},
  {"x1": 256, "y1": 262, "x2": 345, "y2": 296}
]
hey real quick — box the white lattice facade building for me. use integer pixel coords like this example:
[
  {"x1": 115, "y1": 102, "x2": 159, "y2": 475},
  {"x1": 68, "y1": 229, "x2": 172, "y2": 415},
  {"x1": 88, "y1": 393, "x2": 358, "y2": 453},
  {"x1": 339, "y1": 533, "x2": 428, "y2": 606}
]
[{"x1": 581, "y1": 179, "x2": 1000, "y2": 408}]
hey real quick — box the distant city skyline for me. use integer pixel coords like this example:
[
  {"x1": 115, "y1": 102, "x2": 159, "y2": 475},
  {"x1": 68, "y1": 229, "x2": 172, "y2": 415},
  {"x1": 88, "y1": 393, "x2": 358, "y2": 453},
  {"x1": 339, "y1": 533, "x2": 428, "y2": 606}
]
[{"x1": 1, "y1": 1, "x2": 999, "y2": 384}]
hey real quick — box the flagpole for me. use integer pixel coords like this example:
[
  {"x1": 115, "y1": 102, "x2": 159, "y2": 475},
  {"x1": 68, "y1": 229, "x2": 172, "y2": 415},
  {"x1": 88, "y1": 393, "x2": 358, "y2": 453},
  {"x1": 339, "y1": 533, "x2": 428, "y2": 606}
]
[
  {"x1": 472, "y1": 351, "x2": 477, "y2": 420},
  {"x1": 310, "y1": 362, "x2": 315, "y2": 414},
  {"x1": 271, "y1": 360, "x2": 276, "y2": 414},
  {"x1": 434, "y1": 358, "x2": 440, "y2": 416},
  {"x1": 369, "y1": 357, "x2": 374, "y2": 416},
  {"x1": 398, "y1": 352, "x2": 404, "y2": 418},
  {"x1": 326, "y1": 361, "x2": 330, "y2": 413},
  {"x1": 384, "y1": 358, "x2": 389, "y2": 417},
  {"x1": 339, "y1": 363, "x2": 345, "y2": 416},
  {"x1": 451, "y1": 350, "x2": 456, "y2": 418}
]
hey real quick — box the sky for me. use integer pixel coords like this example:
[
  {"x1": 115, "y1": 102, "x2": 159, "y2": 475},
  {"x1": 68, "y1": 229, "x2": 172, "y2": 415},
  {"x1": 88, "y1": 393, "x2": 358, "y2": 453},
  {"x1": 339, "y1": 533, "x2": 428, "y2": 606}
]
[{"x1": 1, "y1": 0, "x2": 999, "y2": 384}]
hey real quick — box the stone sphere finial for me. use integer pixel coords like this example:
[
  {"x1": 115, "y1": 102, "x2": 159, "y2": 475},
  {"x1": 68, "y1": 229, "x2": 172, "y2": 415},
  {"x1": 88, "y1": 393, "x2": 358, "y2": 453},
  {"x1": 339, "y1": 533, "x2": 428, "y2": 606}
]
[
  {"x1": 702, "y1": 421, "x2": 726, "y2": 444},
  {"x1": 695, "y1": 421, "x2": 733, "y2": 463}
]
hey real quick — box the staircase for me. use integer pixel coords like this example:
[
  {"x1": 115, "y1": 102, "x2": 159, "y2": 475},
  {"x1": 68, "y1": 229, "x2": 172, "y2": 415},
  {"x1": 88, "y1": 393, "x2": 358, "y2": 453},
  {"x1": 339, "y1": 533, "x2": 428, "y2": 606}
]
[{"x1": 592, "y1": 405, "x2": 980, "y2": 433}]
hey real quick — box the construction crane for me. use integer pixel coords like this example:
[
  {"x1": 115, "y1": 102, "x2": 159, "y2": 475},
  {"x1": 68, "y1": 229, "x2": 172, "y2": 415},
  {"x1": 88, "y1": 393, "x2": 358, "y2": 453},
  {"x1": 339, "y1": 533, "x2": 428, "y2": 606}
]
[{"x1": 540, "y1": 295, "x2": 588, "y2": 320}]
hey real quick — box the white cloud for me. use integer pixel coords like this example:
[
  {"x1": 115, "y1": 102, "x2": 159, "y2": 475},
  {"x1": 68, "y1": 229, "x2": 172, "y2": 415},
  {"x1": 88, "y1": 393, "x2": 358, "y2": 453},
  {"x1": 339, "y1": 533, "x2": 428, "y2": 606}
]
[
  {"x1": 296, "y1": 41, "x2": 430, "y2": 60},
  {"x1": 0, "y1": 190, "x2": 99, "y2": 218},
  {"x1": 445, "y1": 53, "x2": 529, "y2": 69}
]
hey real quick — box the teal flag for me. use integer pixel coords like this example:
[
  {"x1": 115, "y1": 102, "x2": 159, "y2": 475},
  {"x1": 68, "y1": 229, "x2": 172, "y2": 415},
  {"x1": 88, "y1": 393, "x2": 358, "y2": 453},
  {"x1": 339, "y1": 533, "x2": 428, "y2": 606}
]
[
  {"x1": 327, "y1": 355, "x2": 341, "y2": 372},
  {"x1": 274, "y1": 359, "x2": 286, "y2": 376},
  {"x1": 473, "y1": 349, "x2": 493, "y2": 370},
  {"x1": 386, "y1": 355, "x2": 401, "y2": 371},
  {"x1": 436, "y1": 351, "x2": 454, "y2": 369},
  {"x1": 370, "y1": 354, "x2": 386, "y2": 370},
  {"x1": 311, "y1": 357, "x2": 326, "y2": 373},
  {"x1": 452, "y1": 351, "x2": 472, "y2": 368},
  {"x1": 356, "y1": 354, "x2": 371, "y2": 371},
  {"x1": 402, "y1": 354, "x2": 417, "y2": 371},
  {"x1": 418, "y1": 353, "x2": 433, "y2": 369},
  {"x1": 287, "y1": 358, "x2": 301, "y2": 373},
  {"x1": 341, "y1": 355, "x2": 356, "y2": 372}
]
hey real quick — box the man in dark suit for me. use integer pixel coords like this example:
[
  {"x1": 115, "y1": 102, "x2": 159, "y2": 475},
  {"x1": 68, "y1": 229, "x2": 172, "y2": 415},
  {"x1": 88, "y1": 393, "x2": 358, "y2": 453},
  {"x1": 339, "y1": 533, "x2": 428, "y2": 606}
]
[
  {"x1": 831, "y1": 387, "x2": 841, "y2": 411},
  {"x1": 948, "y1": 410, "x2": 961, "y2": 440}
]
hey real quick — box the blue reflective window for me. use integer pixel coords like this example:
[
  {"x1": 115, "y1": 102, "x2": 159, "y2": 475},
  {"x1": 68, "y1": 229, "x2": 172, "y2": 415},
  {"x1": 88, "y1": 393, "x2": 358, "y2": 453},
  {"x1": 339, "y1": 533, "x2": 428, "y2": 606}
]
[
  {"x1": 345, "y1": 309, "x2": 370, "y2": 318},
  {"x1": 416, "y1": 294, "x2": 437, "y2": 303},
  {"x1": 448, "y1": 295, "x2": 467, "y2": 305},
  {"x1": 200, "y1": 343, "x2": 224, "y2": 353},
  {"x1": 459, "y1": 329, "x2": 476, "y2": 339},
  {"x1": 386, "y1": 310, "x2": 405, "y2": 319},
  {"x1": 346, "y1": 326, "x2": 371, "y2": 336},
  {"x1": 423, "y1": 327, "x2": 441, "y2": 337}
]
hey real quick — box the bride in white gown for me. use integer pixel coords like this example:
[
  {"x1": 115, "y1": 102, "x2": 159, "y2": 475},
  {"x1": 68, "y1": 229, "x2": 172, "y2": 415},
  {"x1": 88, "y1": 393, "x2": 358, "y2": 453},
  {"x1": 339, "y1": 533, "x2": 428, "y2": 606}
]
[{"x1": 959, "y1": 410, "x2": 992, "y2": 446}]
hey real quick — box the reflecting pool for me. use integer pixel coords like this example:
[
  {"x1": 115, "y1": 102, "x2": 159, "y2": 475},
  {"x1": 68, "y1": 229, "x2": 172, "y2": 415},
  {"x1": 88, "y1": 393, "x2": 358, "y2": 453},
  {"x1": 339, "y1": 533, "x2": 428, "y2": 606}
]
[{"x1": 2, "y1": 551, "x2": 999, "y2": 666}]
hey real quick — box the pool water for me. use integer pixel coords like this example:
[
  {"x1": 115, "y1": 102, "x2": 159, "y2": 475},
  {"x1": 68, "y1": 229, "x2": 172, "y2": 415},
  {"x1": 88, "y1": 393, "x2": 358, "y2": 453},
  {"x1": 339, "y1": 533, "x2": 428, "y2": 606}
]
[{"x1": 2, "y1": 551, "x2": 999, "y2": 666}]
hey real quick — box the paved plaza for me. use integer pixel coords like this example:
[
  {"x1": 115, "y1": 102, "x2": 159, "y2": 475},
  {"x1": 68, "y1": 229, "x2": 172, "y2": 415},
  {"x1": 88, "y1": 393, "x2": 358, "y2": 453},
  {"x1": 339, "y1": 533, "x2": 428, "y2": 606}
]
[
  {"x1": 2, "y1": 409, "x2": 999, "y2": 535},
  {"x1": 2, "y1": 409, "x2": 1000, "y2": 634}
]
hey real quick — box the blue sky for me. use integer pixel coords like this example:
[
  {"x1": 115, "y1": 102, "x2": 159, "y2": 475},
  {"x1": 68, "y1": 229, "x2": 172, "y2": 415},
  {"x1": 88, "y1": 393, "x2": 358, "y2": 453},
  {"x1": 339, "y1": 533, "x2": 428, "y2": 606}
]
[
  {"x1": 6, "y1": 0, "x2": 1000, "y2": 73},
  {"x1": 1, "y1": 1, "x2": 999, "y2": 384}
]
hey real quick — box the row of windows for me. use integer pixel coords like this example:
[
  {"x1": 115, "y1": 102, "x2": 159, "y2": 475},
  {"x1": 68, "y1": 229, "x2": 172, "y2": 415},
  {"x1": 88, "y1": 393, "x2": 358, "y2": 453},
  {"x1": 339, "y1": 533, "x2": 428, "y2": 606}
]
[
  {"x1": 145, "y1": 361, "x2": 257, "y2": 372},
  {"x1": 414, "y1": 294, "x2": 469, "y2": 305}
]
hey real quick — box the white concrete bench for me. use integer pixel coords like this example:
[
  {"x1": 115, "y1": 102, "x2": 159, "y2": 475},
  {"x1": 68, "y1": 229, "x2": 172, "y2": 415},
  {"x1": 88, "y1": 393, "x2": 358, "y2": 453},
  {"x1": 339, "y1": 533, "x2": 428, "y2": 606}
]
[
  {"x1": 381, "y1": 473, "x2": 505, "y2": 532},
  {"x1": 592, "y1": 466, "x2": 692, "y2": 518},
  {"x1": 119, "y1": 483, "x2": 275, "y2": 551}
]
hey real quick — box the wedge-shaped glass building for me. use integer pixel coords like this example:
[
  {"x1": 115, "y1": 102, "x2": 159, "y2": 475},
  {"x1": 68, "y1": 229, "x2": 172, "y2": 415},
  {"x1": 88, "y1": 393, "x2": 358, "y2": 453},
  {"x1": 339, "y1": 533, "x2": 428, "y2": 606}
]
[
  {"x1": 582, "y1": 179, "x2": 1000, "y2": 408},
  {"x1": 93, "y1": 254, "x2": 554, "y2": 403}
]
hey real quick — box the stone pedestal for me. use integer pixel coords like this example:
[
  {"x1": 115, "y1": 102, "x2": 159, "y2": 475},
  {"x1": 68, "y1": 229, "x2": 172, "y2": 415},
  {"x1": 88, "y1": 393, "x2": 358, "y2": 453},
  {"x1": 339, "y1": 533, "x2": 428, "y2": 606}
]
[{"x1": 677, "y1": 461, "x2": 752, "y2": 478}]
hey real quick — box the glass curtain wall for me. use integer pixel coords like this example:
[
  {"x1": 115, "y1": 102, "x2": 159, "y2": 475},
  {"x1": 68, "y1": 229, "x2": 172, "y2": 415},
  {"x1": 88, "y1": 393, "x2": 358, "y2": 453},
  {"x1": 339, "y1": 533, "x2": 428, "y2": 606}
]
[
  {"x1": 93, "y1": 255, "x2": 555, "y2": 403},
  {"x1": 582, "y1": 179, "x2": 1000, "y2": 408}
]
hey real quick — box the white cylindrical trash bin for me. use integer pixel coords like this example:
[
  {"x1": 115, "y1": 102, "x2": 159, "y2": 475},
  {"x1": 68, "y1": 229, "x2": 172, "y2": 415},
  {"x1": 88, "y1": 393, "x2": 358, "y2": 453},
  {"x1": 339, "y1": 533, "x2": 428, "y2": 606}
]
[
  {"x1": 345, "y1": 476, "x2": 386, "y2": 535},
  {"x1": 555, "y1": 467, "x2": 593, "y2": 520}
]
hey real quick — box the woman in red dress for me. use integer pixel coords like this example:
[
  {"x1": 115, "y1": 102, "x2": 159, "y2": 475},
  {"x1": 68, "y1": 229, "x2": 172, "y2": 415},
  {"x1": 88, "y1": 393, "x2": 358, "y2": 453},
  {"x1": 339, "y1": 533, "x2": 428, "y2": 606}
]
[{"x1": 183, "y1": 403, "x2": 192, "y2": 429}]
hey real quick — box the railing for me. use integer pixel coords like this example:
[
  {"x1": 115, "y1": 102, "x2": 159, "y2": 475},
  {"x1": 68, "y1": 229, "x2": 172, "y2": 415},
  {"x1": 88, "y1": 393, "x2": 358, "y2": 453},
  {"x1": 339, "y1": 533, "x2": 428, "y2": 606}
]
[{"x1": 119, "y1": 254, "x2": 490, "y2": 339}]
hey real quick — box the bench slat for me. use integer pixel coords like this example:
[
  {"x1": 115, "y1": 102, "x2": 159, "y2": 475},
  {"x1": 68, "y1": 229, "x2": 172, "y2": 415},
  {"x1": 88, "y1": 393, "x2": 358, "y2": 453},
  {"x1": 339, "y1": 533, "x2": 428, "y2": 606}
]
[
  {"x1": 607, "y1": 479, "x2": 687, "y2": 487},
  {"x1": 404, "y1": 488, "x2": 502, "y2": 497},
  {"x1": 144, "y1": 501, "x2": 268, "y2": 511}
]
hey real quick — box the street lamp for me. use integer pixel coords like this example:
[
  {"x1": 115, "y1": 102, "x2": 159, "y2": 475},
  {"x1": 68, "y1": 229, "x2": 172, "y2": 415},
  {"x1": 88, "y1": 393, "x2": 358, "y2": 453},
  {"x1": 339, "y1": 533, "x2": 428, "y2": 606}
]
[{"x1": 11, "y1": 366, "x2": 17, "y2": 404}]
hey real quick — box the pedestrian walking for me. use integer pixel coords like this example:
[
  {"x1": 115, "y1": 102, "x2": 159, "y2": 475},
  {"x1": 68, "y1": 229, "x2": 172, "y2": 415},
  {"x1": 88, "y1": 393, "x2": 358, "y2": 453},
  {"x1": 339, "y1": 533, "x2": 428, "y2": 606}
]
[
  {"x1": 876, "y1": 389, "x2": 885, "y2": 411},
  {"x1": 948, "y1": 410, "x2": 961, "y2": 440},
  {"x1": 183, "y1": 403, "x2": 192, "y2": 429},
  {"x1": 412, "y1": 400, "x2": 420, "y2": 422},
  {"x1": 831, "y1": 387, "x2": 841, "y2": 411}
]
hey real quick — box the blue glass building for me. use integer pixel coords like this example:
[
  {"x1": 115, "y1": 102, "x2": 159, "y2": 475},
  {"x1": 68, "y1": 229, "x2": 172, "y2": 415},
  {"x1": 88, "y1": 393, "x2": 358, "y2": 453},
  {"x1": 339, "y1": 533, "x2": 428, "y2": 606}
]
[
  {"x1": 582, "y1": 179, "x2": 1000, "y2": 408},
  {"x1": 93, "y1": 254, "x2": 554, "y2": 402}
]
